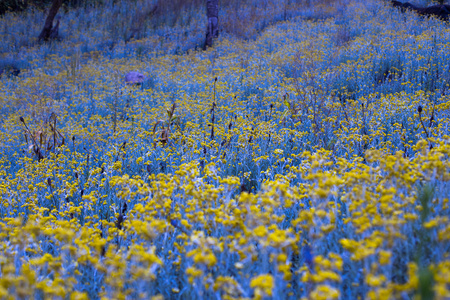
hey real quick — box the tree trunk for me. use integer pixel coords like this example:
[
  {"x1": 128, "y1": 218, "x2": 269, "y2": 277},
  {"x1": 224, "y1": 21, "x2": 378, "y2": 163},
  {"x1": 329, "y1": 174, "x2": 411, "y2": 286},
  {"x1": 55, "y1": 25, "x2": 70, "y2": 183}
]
[
  {"x1": 205, "y1": 0, "x2": 219, "y2": 49},
  {"x1": 38, "y1": 0, "x2": 63, "y2": 41}
]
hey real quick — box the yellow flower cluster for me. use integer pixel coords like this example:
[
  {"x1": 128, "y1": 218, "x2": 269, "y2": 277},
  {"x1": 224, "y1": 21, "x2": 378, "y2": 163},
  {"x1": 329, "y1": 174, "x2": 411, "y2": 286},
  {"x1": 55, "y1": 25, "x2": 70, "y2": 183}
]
[{"x1": 0, "y1": 0, "x2": 449, "y2": 298}]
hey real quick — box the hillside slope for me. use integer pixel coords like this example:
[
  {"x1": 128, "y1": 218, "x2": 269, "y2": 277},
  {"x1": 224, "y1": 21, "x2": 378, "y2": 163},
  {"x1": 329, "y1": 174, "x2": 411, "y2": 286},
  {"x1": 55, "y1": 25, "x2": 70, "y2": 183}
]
[{"x1": 0, "y1": 0, "x2": 449, "y2": 299}]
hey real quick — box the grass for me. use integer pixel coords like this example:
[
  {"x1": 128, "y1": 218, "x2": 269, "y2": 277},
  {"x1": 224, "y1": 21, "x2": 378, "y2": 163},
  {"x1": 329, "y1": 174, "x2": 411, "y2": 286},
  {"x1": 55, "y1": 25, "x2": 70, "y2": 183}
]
[{"x1": 0, "y1": 0, "x2": 450, "y2": 299}]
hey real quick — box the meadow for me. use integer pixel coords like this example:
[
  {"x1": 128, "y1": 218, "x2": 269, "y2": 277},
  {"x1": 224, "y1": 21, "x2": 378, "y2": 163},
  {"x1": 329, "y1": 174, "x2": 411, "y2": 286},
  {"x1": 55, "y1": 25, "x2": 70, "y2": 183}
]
[{"x1": 0, "y1": 0, "x2": 450, "y2": 299}]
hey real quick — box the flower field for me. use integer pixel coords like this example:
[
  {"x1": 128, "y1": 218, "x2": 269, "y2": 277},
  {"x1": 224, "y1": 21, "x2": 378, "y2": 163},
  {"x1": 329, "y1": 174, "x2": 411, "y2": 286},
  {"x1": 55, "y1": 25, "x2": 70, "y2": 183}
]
[{"x1": 1, "y1": 0, "x2": 450, "y2": 299}]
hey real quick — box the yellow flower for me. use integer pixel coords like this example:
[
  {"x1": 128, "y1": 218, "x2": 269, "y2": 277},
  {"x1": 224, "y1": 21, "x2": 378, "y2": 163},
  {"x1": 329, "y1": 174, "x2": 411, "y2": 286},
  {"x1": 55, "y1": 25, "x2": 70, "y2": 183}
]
[
  {"x1": 310, "y1": 284, "x2": 340, "y2": 300},
  {"x1": 273, "y1": 149, "x2": 284, "y2": 155},
  {"x1": 378, "y1": 250, "x2": 391, "y2": 266},
  {"x1": 112, "y1": 160, "x2": 122, "y2": 171},
  {"x1": 250, "y1": 274, "x2": 274, "y2": 298},
  {"x1": 253, "y1": 225, "x2": 267, "y2": 238},
  {"x1": 70, "y1": 292, "x2": 89, "y2": 300},
  {"x1": 366, "y1": 273, "x2": 387, "y2": 287},
  {"x1": 185, "y1": 267, "x2": 203, "y2": 284}
]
